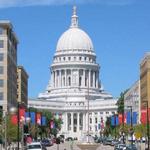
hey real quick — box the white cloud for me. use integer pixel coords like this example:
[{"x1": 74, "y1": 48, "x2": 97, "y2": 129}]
[{"x1": 0, "y1": 0, "x2": 136, "y2": 8}]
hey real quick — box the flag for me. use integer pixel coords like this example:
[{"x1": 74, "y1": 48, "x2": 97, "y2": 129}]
[
  {"x1": 111, "y1": 116, "x2": 115, "y2": 126},
  {"x1": 119, "y1": 114, "x2": 123, "y2": 124},
  {"x1": 98, "y1": 123, "x2": 100, "y2": 129},
  {"x1": 116, "y1": 116, "x2": 119, "y2": 125},
  {"x1": 133, "y1": 112, "x2": 137, "y2": 125},
  {"x1": 42, "y1": 116, "x2": 46, "y2": 126},
  {"x1": 50, "y1": 120, "x2": 54, "y2": 128},
  {"x1": 30, "y1": 112, "x2": 35, "y2": 125},
  {"x1": 19, "y1": 108, "x2": 25, "y2": 122},
  {"x1": 36, "y1": 113, "x2": 41, "y2": 125},
  {"x1": 141, "y1": 109, "x2": 147, "y2": 124},
  {"x1": 11, "y1": 115, "x2": 17, "y2": 125},
  {"x1": 126, "y1": 112, "x2": 131, "y2": 125}
]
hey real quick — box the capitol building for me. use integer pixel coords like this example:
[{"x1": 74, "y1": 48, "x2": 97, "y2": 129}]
[{"x1": 29, "y1": 6, "x2": 117, "y2": 139}]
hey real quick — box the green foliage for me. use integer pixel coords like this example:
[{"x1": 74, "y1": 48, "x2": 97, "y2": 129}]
[
  {"x1": 27, "y1": 108, "x2": 63, "y2": 138},
  {"x1": 116, "y1": 90, "x2": 128, "y2": 114}
]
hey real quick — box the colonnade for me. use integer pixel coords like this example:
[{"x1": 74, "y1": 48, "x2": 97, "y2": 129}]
[
  {"x1": 51, "y1": 69, "x2": 99, "y2": 88},
  {"x1": 65, "y1": 112, "x2": 84, "y2": 132}
]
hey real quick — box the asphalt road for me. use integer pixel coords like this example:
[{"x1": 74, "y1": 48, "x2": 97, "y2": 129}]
[{"x1": 47, "y1": 142, "x2": 114, "y2": 150}]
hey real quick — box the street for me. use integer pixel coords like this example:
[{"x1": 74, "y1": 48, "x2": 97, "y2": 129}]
[{"x1": 47, "y1": 142, "x2": 113, "y2": 150}]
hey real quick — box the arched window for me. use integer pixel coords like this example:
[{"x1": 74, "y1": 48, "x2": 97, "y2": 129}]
[
  {"x1": 79, "y1": 76, "x2": 82, "y2": 86},
  {"x1": 68, "y1": 77, "x2": 71, "y2": 86}
]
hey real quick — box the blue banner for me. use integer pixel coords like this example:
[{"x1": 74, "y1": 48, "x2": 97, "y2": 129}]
[
  {"x1": 116, "y1": 116, "x2": 119, "y2": 125},
  {"x1": 127, "y1": 112, "x2": 131, "y2": 125},
  {"x1": 42, "y1": 116, "x2": 46, "y2": 126},
  {"x1": 111, "y1": 116, "x2": 115, "y2": 126},
  {"x1": 111, "y1": 116, "x2": 119, "y2": 126},
  {"x1": 25, "y1": 112, "x2": 29, "y2": 118},
  {"x1": 30, "y1": 112, "x2": 35, "y2": 125},
  {"x1": 98, "y1": 124, "x2": 100, "y2": 129},
  {"x1": 133, "y1": 112, "x2": 137, "y2": 125}
]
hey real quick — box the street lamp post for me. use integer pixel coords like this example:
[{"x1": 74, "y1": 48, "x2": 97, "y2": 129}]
[
  {"x1": 10, "y1": 102, "x2": 24, "y2": 150},
  {"x1": 17, "y1": 102, "x2": 20, "y2": 150},
  {"x1": 114, "y1": 114, "x2": 117, "y2": 140},
  {"x1": 122, "y1": 111, "x2": 125, "y2": 144},
  {"x1": 127, "y1": 106, "x2": 133, "y2": 146},
  {"x1": 143, "y1": 101, "x2": 149, "y2": 150}
]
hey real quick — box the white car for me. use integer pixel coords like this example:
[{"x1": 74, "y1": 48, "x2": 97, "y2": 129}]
[{"x1": 27, "y1": 142, "x2": 46, "y2": 150}]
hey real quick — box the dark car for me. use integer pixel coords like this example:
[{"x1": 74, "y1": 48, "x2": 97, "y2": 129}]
[
  {"x1": 41, "y1": 139, "x2": 53, "y2": 147},
  {"x1": 103, "y1": 138, "x2": 113, "y2": 145},
  {"x1": 111, "y1": 140, "x2": 120, "y2": 146},
  {"x1": 126, "y1": 144, "x2": 137, "y2": 150},
  {"x1": 114, "y1": 144, "x2": 126, "y2": 150},
  {"x1": 65, "y1": 137, "x2": 73, "y2": 141},
  {"x1": 58, "y1": 136, "x2": 64, "y2": 143}
]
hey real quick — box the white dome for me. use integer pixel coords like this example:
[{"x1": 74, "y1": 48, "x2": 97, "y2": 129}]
[{"x1": 56, "y1": 28, "x2": 94, "y2": 52}]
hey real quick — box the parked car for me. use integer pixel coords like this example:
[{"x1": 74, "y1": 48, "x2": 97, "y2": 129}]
[
  {"x1": 41, "y1": 139, "x2": 53, "y2": 147},
  {"x1": 111, "y1": 140, "x2": 120, "y2": 146},
  {"x1": 114, "y1": 144, "x2": 126, "y2": 150},
  {"x1": 26, "y1": 142, "x2": 47, "y2": 150},
  {"x1": 65, "y1": 137, "x2": 73, "y2": 141},
  {"x1": 58, "y1": 136, "x2": 64, "y2": 143},
  {"x1": 103, "y1": 138, "x2": 113, "y2": 145},
  {"x1": 126, "y1": 144, "x2": 137, "y2": 150}
]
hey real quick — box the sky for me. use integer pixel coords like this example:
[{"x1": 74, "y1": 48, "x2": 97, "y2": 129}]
[{"x1": 0, "y1": 0, "x2": 150, "y2": 98}]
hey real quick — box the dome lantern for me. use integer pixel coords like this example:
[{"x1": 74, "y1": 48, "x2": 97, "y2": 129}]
[{"x1": 70, "y1": 6, "x2": 78, "y2": 28}]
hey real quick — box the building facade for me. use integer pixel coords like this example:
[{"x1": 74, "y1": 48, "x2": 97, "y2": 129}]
[
  {"x1": 28, "y1": 6, "x2": 117, "y2": 139},
  {"x1": 0, "y1": 21, "x2": 18, "y2": 112},
  {"x1": 140, "y1": 52, "x2": 150, "y2": 109},
  {"x1": 124, "y1": 80, "x2": 140, "y2": 123},
  {"x1": 17, "y1": 66, "x2": 29, "y2": 105}
]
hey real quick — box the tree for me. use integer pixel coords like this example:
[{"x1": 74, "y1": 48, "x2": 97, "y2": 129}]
[
  {"x1": 103, "y1": 117, "x2": 111, "y2": 137},
  {"x1": 116, "y1": 90, "x2": 128, "y2": 114}
]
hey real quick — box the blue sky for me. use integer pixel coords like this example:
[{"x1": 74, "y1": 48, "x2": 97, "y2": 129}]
[{"x1": 0, "y1": 0, "x2": 150, "y2": 98}]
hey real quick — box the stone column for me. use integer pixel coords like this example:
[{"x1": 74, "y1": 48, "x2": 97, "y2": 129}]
[
  {"x1": 89, "y1": 70, "x2": 91, "y2": 88},
  {"x1": 86, "y1": 112, "x2": 88, "y2": 132},
  {"x1": 82, "y1": 69, "x2": 85, "y2": 87},
  {"x1": 96, "y1": 71, "x2": 99, "y2": 88},
  {"x1": 92, "y1": 112, "x2": 95, "y2": 132},
  {"x1": 71, "y1": 112, "x2": 74, "y2": 132},
  {"x1": 65, "y1": 69, "x2": 67, "y2": 86},
  {"x1": 51, "y1": 71, "x2": 54, "y2": 87},
  {"x1": 93, "y1": 71, "x2": 95, "y2": 88},
  {"x1": 77, "y1": 112, "x2": 80, "y2": 132},
  {"x1": 60, "y1": 70, "x2": 62, "y2": 87},
  {"x1": 54, "y1": 71, "x2": 56, "y2": 87},
  {"x1": 66, "y1": 113, "x2": 68, "y2": 132},
  {"x1": 71, "y1": 69, "x2": 73, "y2": 86},
  {"x1": 82, "y1": 113, "x2": 85, "y2": 132}
]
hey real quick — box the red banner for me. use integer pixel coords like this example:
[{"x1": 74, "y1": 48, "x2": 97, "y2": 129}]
[
  {"x1": 141, "y1": 109, "x2": 147, "y2": 124},
  {"x1": 11, "y1": 115, "x2": 17, "y2": 125},
  {"x1": 118, "y1": 114, "x2": 126, "y2": 124},
  {"x1": 19, "y1": 108, "x2": 25, "y2": 122},
  {"x1": 36, "y1": 113, "x2": 41, "y2": 125}
]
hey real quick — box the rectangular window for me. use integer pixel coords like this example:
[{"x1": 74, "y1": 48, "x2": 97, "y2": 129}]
[
  {"x1": 0, "y1": 53, "x2": 3, "y2": 61},
  {"x1": 0, "y1": 79, "x2": 3, "y2": 87},
  {"x1": 0, "y1": 92, "x2": 3, "y2": 100},
  {"x1": 0, "y1": 40, "x2": 4, "y2": 48},
  {"x1": 95, "y1": 118, "x2": 97, "y2": 123},
  {"x1": 0, "y1": 66, "x2": 3, "y2": 74},
  {"x1": 0, "y1": 27, "x2": 4, "y2": 35}
]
